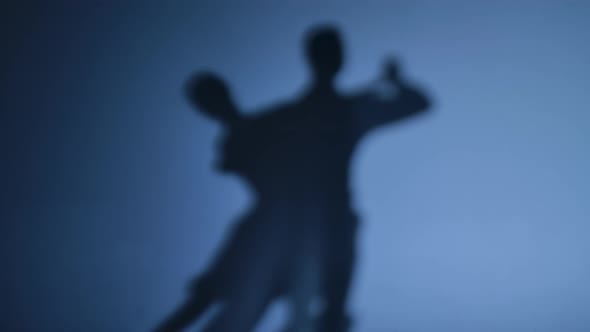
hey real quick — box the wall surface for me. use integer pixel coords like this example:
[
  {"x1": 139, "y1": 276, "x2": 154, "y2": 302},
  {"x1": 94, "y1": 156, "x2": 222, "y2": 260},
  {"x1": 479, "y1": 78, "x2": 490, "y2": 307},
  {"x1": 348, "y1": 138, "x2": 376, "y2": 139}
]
[{"x1": 2, "y1": 1, "x2": 590, "y2": 331}]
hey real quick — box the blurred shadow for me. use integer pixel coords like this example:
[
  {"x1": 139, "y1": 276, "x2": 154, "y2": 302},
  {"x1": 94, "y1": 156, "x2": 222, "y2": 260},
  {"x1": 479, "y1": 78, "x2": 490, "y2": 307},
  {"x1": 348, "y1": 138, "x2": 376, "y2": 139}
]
[{"x1": 155, "y1": 24, "x2": 431, "y2": 332}]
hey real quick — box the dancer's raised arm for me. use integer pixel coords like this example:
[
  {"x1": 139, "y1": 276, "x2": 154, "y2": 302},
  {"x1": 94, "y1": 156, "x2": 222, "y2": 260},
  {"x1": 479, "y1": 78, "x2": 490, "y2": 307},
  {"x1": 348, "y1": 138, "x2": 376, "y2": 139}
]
[{"x1": 351, "y1": 60, "x2": 431, "y2": 134}]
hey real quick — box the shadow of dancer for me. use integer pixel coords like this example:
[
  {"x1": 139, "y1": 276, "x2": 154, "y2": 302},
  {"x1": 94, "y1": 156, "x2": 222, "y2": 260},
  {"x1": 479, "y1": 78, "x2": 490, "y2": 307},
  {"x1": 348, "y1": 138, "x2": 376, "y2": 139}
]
[
  {"x1": 155, "y1": 24, "x2": 431, "y2": 332},
  {"x1": 155, "y1": 74, "x2": 320, "y2": 332}
]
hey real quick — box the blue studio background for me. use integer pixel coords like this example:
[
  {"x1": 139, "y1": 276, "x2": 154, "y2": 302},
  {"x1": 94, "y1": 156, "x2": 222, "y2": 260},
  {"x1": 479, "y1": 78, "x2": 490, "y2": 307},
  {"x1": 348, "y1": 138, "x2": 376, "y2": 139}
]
[{"x1": 2, "y1": 1, "x2": 590, "y2": 331}]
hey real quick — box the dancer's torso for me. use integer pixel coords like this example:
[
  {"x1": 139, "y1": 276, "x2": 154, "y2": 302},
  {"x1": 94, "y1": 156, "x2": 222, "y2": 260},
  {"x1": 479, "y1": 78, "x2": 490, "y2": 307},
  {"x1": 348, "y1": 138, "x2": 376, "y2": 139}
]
[{"x1": 218, "y1": 94, "x2": 361, "y2": 221}]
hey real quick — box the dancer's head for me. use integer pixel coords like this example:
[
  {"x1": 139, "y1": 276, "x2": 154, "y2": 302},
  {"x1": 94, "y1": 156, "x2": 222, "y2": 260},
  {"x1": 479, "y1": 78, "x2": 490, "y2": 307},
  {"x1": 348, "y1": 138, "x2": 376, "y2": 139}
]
[
  {"x1": 185, "y1": 72, "x2": 239, "y2": 125},
  {"x1": 304, "y1": 24, "x2": 344, "y2": 84}
]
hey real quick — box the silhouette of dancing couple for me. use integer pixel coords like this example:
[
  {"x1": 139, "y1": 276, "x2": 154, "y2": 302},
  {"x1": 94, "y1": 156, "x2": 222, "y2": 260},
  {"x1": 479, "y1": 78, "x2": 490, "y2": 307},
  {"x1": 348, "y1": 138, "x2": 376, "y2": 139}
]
[{"x1": 155, "y1": 24, "x2": 431, "y2": 332}]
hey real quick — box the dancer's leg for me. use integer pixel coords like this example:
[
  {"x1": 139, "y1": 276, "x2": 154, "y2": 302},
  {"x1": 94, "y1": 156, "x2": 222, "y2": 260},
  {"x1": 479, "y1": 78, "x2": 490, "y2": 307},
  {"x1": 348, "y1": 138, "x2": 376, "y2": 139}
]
[
  {"x1": 202, "y1": 242, "x2": 281, "y2": 332},
  {"x1": 153, "y1": 291, "x2": 214, "y2": 332},
  {"x1": 281, "y1": 253, "x2": 321, "y2": 332},
  {"x1": 201, "y1": 279, "x2": 275, "y2": 332},
  {"x1": 318, "y1": 222, "x2": 357, "y2": 332}
]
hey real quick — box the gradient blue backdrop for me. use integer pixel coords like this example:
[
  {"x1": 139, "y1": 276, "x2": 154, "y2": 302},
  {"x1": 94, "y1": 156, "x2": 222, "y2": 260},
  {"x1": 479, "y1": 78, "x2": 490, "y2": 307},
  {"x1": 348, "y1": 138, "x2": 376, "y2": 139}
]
[{"x1": 2, "y1": 1, "x2": 590, "y2": 331}]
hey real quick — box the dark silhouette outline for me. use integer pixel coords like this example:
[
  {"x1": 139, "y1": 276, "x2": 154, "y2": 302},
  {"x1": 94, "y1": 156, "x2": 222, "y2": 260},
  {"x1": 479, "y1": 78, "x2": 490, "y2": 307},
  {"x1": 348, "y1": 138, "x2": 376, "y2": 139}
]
[{"x1": 155, "y1": 24, "x2": 431, "y2": 332}]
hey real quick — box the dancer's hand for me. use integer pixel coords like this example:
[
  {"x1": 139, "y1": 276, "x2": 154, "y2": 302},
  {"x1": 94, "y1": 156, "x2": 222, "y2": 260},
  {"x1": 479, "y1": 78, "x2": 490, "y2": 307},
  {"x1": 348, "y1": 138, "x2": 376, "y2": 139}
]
[{"x1": 383, "y1": 58, "x2": 402, "y2": 84}]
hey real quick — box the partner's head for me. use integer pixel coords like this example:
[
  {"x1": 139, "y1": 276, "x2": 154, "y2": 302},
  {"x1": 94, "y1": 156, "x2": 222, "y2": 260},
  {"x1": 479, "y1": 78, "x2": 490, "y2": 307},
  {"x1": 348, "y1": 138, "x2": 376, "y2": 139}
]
[
  {"x1": 304, "y1": 25, "x2": 344, "y2": 83},
  {"x1": 185, "y1": 72, "x2": 239, "y2": 124}
]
